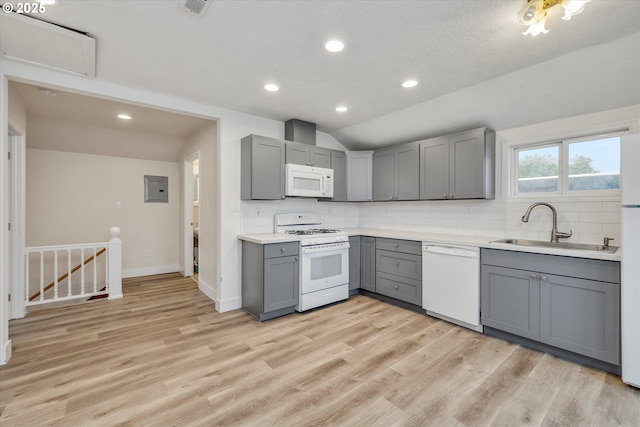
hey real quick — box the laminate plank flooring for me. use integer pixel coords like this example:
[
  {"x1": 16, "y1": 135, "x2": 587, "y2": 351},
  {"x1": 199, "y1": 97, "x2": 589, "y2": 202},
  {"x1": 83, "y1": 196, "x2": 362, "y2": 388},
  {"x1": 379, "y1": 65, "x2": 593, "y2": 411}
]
[{"x1": 1, "y1": 273, "x2": 639, "y2": 426}]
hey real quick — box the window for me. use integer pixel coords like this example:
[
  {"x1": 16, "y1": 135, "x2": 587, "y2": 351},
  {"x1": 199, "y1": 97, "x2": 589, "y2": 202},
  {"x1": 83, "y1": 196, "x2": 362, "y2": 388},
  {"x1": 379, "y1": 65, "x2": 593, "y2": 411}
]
[{"x1": 512, "y1": 133, "x2": 620, "y2": 198}]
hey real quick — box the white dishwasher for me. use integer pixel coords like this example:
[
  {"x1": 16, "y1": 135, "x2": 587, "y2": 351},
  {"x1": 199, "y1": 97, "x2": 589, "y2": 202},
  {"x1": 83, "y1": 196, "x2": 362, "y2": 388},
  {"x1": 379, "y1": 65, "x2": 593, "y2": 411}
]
[{"x1": 422, "y1": 243, "x2": 483, "y2": 332}]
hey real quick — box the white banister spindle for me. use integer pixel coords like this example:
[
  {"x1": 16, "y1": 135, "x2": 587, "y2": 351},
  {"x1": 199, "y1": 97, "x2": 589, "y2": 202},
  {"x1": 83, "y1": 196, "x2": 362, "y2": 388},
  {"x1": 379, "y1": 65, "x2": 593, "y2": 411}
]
[
  {"x1": 104, "y1": 246, "x2": 109, "y2": 293},
  {"x1": 92, "y1": 247, "x2": 97, "y2": 293},
  {"x1": 108, "y1": 227, "x2": 123, "y2": 300},
  {"x1": 80, "y1": 248, "x2": 85, "y2": 296},
  {"x1": 53, "y1": 249, "x2": 59, "y2": 299},
  {"x1": 39, "y1": 252, "x2": 44, "y2": 301},
  {"x1": 67, "y1": 250, "x2": 72, "y2": 297}
]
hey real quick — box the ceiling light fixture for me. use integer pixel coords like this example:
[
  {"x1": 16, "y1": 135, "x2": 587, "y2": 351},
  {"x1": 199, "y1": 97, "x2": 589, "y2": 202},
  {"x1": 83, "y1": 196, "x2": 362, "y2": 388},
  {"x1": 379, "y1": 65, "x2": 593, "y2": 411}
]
[
  {"x1": 518, "y1": 0, "x2": 590, "y2": 36},
  {"x1": 402, "y1": 80, "x2": 418, "y2": 88},
  {"x1": 264, "y1": 84, "x2": 279, "y2": 92},
  {"x1": 38, "y1": 87, "x2": 57, "y2": 96},
  {"x1": 324, "y1": 40, "x2": 345, "y2": 53},
  {"x1": 335, "y1": 106, "x2": 348, "y2": 112},
  {"x1": 117, "y1": 114, "x2": 132, "y2": 120}
]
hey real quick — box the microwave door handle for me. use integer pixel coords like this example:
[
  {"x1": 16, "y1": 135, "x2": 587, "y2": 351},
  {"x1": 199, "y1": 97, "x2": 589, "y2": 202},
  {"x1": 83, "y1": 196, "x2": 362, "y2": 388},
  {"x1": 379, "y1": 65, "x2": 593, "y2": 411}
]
[{"x1": 321, "y1": 175, "x2": 325, "y2": 194}]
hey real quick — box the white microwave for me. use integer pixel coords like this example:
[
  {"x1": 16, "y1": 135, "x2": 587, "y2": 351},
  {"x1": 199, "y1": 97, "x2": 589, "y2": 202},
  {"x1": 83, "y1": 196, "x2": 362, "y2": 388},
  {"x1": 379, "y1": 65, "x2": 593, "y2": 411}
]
[{"x1": 285, "y1": 164, "x2": 334, "y2": 198}]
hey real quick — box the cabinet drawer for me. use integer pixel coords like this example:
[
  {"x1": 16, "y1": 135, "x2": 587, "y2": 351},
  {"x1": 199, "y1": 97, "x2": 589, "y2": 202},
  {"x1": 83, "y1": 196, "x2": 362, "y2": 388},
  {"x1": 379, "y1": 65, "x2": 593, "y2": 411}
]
[
  {"x1": 376, "y1": 250, "x2": 421, "y2": 281},
  {"x1": 376, "y1": 272, "x2": 421, "y2": 306},
  {"x1": 264, "y1": 242, "x2": 299, "y2": 259},
  {"x1": 376, "y1": 238, "x2": 421, "y2": 255}
]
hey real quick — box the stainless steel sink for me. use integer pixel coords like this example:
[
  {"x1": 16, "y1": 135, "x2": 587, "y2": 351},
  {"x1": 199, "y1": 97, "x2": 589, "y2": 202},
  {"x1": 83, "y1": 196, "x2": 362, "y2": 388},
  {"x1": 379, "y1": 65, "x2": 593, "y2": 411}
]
[{"x1": 491, "y1": 238, "x2": 619, "y2": 254}]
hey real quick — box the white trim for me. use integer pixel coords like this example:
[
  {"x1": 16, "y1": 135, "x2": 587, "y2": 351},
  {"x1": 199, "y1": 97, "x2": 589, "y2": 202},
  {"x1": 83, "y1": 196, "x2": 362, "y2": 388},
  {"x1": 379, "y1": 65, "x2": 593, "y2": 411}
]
[
  {"x1": 8, "y1": 127, "x2": 25, "y2": 319},
  {"x1": 183, "y1": 151, "x2": 199, "y2": 278},
  {"x1": 122, "y1": 264, "x2": 179, "y2": 279},
  {"x1": 1, "y1": 339, "x2": 11, "y2": 365},
  {"x1": 216, "y1": 295, "x2": 242, "y2": 313}
]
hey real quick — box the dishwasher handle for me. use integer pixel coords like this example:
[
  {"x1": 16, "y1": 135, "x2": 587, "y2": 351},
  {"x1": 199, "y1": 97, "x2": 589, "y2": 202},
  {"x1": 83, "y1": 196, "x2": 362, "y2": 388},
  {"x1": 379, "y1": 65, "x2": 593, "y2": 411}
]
[{"x1": 422, "y1": 245, "x2": 479, "y2": 258}]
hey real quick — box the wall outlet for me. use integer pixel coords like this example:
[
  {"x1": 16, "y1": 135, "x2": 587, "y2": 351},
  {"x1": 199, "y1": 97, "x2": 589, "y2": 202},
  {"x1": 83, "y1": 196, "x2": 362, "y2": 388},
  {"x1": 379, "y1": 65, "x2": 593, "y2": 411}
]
[{"x1": 143, "y1": 249, "x2": 150, "y2": 257}]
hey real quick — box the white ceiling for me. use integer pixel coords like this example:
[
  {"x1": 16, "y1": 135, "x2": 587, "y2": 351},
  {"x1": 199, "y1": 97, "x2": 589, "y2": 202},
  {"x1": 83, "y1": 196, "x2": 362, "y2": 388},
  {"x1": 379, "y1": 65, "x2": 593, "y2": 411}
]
[{"x1": 5, "y1": 0, "x2": 640, "y2": 150}]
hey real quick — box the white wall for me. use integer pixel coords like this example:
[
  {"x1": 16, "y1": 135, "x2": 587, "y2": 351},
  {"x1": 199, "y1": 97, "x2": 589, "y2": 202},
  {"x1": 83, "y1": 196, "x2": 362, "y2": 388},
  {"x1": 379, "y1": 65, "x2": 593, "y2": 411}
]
[
  {"x1": 180, "y1": 121, "x2": 218, "y2": 303},
  {"x1": 26, "y1": 149, "x2": 180, "y2": 277}
]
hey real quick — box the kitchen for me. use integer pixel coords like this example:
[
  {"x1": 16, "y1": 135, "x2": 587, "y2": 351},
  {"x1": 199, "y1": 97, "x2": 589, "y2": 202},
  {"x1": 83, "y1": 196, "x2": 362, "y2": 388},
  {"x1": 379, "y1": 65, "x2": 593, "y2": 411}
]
[{"x1": 1, "y1": 0, "x2": 640, "y2": 422}]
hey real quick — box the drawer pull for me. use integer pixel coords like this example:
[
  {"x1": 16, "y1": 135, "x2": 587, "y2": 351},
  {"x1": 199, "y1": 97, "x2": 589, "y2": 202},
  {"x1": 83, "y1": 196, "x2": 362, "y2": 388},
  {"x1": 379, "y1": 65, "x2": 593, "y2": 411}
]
[
  {"x1": 530, "y1": 273, "x2": 538, "y2": 279},
  {"x1": 393, "y1": 285, "x2": 399, "y2": 290},
  {"x1": 281, "y1": 248, "x2": 286, "y2": 253},
  {"x1": 395, "y1": 262, "x2": 400, "y2": 267},
  {"x1": 394, "y1": 244, "x2": 399, "y2": 248}
]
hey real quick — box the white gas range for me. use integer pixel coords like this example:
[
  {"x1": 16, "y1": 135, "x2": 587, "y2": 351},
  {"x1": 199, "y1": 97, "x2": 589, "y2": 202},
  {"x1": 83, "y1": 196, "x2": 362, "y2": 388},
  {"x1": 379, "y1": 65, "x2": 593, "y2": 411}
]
[{"x1": 274, "y1": 213, "x2": 350, "y2": 312}]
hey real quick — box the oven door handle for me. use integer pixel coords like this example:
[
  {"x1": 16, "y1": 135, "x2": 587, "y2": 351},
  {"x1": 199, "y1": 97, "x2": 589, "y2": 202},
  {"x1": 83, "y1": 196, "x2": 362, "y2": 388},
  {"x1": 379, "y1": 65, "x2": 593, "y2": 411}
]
[{"x1": 301, "y1": 242, "x2": 350, "y2": 254}]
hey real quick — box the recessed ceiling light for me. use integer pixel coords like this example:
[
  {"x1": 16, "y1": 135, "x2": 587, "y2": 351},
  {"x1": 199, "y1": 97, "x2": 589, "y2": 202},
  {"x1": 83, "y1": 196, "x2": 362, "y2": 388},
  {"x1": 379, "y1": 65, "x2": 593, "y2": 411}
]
[
  {"x1": 117, "y1": 114, "x2": 132, "y2": 120},
  {"x1": 402, "y1": 80, "x2": 418, "y2": 88},
  {"x1": 264, "y1": 84, "x2": 279, "y2": 92},
  {"x1": 336, "y1": 106, "x2": 348, "y2": 112},
  {"x1": 324, "y1": 40, "x2": 345, "y2": 53}
]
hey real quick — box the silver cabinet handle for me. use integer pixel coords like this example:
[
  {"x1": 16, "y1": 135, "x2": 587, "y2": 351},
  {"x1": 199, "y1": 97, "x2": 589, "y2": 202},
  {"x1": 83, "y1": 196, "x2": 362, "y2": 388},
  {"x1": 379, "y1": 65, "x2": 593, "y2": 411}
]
[
  {"x1": 281, "y1": 195, "x2": 285, "y2": 199},
  {"x1": 281, "y1": 248, "x2": 286, "y2": 253},
  {"x1": 541, "y1": 275, "x2": 548, "y2": 281},
  {"x1": 394, "y1": 243, "x2": 399, "y2": 248},
  {"x1": 395, "y1": 261, "x2": 400, "y2": 266},
  {"x1": 530, "y1": 273, "x2": 538, "y2": 279},
  {"x1": 294, "y1": 257, "x2": 298, "y2": 261},
  {"x1": 389, "y1": 196, "x2": 393, "y2": 200},
  {"x1": 449, "y1": 194, "x2": 453, "y2": 199},
  {"x1": 443, "y1": 194, "x2": 447, "y2": 199},
  {"x1": 393, "y1": 285, "x2": 399, "y2": 290}
]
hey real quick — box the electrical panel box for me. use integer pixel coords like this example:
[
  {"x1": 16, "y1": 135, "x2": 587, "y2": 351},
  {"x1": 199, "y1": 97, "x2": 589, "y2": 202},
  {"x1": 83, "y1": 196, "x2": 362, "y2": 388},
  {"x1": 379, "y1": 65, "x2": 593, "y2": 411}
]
[{"x1": 144, "y1": 175, "x2": 168, "y2": 203}]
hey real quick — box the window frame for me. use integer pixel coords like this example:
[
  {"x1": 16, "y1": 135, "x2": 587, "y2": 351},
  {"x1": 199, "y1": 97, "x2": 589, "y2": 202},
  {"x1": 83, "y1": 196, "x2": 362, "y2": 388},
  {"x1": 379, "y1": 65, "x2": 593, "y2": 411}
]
[{"x1": 509, "y1": 131, "x2": 622, "y2": 201}]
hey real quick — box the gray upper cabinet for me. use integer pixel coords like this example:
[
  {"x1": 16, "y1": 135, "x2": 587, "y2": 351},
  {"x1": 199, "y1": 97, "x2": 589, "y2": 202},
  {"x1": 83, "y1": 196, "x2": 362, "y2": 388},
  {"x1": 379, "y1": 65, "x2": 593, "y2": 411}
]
[
  {"x1": 330, "y1": 150, "x2": 347, "y2": 202},
  {"x1": 241, "y1": 134, "x2": 285, "y2": 200},
  {"x1": 420, "y1": 128, "x2": 495, "y2": 200},
  {"x1": 285, "y1": 142, "x2": 331, "y2": 168},
  {"x1": 373, "y1": 142, "x2": 419, "y2": 201},
  {"x1": 346, "y1": 151, "x2": 373, "y2": 201}
]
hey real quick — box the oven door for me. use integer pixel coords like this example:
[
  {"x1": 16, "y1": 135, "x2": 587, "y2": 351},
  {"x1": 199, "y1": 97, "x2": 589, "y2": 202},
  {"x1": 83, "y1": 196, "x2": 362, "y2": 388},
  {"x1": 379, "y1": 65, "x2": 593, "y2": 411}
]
[{"x1": 300, "y1": 242, "x2": 349, "y2": 293}]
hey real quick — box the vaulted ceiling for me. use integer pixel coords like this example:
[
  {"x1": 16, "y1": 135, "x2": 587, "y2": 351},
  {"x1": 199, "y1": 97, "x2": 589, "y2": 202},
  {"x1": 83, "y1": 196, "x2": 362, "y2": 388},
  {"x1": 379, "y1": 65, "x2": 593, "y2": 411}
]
[{"x1": 5, "y1": 0, "x2": 640, "y2": 149}]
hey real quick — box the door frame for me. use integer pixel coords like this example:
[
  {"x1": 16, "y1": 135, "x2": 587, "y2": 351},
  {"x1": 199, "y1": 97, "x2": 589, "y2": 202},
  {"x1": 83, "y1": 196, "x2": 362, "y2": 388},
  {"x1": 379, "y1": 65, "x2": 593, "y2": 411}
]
[
  {"x1": 8, "y1": 127, "x2": 25, "y2": 320},
  {"x1": 183, "y1": 151, "x2": 200, "y2": 277}
]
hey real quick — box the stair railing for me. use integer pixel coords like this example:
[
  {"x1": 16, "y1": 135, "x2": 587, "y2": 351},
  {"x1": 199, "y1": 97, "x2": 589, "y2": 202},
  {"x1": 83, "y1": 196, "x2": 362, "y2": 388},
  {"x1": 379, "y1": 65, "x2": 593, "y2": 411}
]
[{"x1": 24, "y1": 227, "x2": 122, "y2": 306}]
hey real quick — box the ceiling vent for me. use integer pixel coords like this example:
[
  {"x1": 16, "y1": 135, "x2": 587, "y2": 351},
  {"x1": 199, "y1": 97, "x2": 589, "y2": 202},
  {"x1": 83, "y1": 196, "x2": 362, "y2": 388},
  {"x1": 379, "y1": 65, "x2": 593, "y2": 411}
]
[
  {"x1": 0, "y1": 12, "x2": 96, "y2": 78},
  {"x1": 179, "y1": 0, "x2": 211, "y2": 15}
]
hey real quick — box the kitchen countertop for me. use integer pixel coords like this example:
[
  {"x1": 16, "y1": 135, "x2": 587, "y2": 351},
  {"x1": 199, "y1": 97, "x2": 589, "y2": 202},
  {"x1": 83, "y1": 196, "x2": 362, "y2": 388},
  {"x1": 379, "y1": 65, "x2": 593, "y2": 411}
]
[{"x1": 238, "y1": 228, "x2": 621, "y2": 262}]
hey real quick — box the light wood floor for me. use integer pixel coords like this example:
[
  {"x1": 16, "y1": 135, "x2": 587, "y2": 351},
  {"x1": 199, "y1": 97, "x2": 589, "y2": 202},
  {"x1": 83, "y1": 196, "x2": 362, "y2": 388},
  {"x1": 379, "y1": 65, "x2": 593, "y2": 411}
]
[{"x1": 1, "y1": 273, "x2": 639, "y2": 426}]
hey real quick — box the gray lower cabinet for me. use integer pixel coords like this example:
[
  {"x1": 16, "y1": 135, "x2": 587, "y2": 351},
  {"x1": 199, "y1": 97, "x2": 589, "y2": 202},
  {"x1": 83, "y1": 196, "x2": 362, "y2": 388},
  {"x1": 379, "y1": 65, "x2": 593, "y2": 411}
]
[
  {"x1": 373, "y1": 142, "x2": 420, "y2": 201},
  {"x1": 285, "y1": 142, "x2": 331, "y2": 168},
  {"x1": 360, "y1": 236, "x2": 376, "y2": 292},
  {"x1": 241, "y1": 135, "x2": 285, "y2": 200},
  {"x1": 375, "y1": 238, "x2": 422, "y2": 306},
  {"x1": 242, "y1": 241, "x2": 299, "y2": 321},
  {"x1": 348, "y1": 236, "x2": 361, "y2": 294},
  {"x1": 481, "y1": 248, "x2": 620, "y2": 367},
  {"x1": 419, "y1": 127, "x2": 495, "y2": 200}
]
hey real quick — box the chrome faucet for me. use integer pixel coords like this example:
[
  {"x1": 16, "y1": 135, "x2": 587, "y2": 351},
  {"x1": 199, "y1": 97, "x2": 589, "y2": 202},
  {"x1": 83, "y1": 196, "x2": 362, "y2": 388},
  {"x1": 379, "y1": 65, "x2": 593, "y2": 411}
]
[{"x1": 521, "y1": 202, "x2": 572, "y2": 243}]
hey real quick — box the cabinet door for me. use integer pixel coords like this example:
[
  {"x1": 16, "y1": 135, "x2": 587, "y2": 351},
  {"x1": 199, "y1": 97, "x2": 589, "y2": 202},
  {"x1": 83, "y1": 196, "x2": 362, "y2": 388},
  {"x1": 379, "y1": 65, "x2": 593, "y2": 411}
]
[
  {"x1": 540, "y1": 275, "x2": 620, "y2": 364},
  {"x1": 395, "y1": 142, "x2": 420, "y2": 200},
  {"x1": 419, "y1": 136, "x2": 449, "y2": 200},
  {"x1": 373, "y1": 147, "x2": 396, "y2": 201},
  {"x1": 310, "y1": 147, "x2": 331, "y2": 168},
  {"x1": 264, "y1": 255, "x2": 299, "y2": 313},
  {"x1": 331, "y1": 151, "x2": 347, "y2": 202},
  {"x1": 346, "y1": 151, "x2": 373, "y2": 201},
  {"x1": 360, "y1": 236, "x2": 376, "y2": 292},
  {"x1": 285, "y1": 143, "x2": 310, "y2": 165},
  {"x1": 246, "y1": 136, "x2": 285, "y2": 200},
  {"x1": 450, "y1": 129, "x2": 487, "y2": 199},
  {"x1": 349, "y1": 236, "x2": 361, "y2": 291},
  {"x1": 481, "y1": 265, "x2": 540, "y2": 341}
]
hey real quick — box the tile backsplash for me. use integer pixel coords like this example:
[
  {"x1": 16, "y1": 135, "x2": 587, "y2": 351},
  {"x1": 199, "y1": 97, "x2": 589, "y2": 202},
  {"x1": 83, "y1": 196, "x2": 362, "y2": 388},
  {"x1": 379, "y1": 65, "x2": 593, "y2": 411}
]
[{"x1": 241, "y1": 197, "x2": 620, "y2": 245}]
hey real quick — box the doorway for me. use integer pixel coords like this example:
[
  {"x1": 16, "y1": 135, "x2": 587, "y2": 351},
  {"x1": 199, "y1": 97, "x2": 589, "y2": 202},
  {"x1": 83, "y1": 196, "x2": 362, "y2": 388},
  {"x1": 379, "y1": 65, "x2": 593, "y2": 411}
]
[{"x1": 183, "y1": 152, "x2": 200, "y2": 278}]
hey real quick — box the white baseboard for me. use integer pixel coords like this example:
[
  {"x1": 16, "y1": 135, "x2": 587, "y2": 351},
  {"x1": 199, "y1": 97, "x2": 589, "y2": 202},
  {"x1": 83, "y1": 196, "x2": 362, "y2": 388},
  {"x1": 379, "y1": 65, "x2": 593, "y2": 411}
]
[
  {"x1": 122, "y1": 264, "x2": 179, "y2": 279},
  {"x1": 198, "y1": 278, "x2": 217, "y2": 302},
  {"x1": 217, "y1": 296, "x2": 242, "y2": 313},
  {"x1": 1, "y1": 339, "x2": 12, "y2": 365}
]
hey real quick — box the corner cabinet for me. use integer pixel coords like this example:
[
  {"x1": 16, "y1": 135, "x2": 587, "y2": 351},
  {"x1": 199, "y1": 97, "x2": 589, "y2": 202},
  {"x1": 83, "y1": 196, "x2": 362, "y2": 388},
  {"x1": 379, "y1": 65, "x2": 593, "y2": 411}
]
[
  {"x1": 242, "y1": 241, "x2": 299, "y2": 321},
  {"x1": 481, "y1": 248, "x2": 620, "y2": 370},
  {"x1": 373, "y1": 142, "x2": 420, "y2": 201},
  {"x1": 420, "y1": 128, "x2": 495, "y2": 200},
  {"x1": 346, "y1": 151, "x2": 373, "y2": 201},
  {"x1": 241, "y1": 135, "x2": 285, "y2": 200}
]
